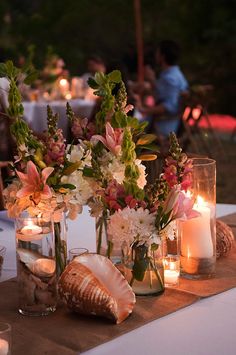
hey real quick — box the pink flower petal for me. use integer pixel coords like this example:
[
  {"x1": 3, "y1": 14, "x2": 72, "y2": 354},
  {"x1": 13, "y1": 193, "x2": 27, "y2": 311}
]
[
  {"x1": 27, "y1": 161, "x2": 41, "y2": 185},
  {"x1": 42, "y1": 167, "x2": 54, "y2": 184}
]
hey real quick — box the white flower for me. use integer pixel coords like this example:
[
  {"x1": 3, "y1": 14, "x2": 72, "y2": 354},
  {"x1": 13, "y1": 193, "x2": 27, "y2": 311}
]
[
  {"x1": 61, "y1": 170, "x2": 93, "y2": 205},
  {"x1": 99, "y1": 151, "x2": 126, "y2": 184},
  {"x1": 66, "y1": 144, "x2": 91, "y2": 168},
  {"x1": 161, "y1": 221, "x2": 177, "y2": 241},
  {"x1": 107, "y1": 208, "x2": 134, "y2": 247},
  {"x1": 135, "y1": 160, "x2": 147, "y2": 188},
  {"x1": 107, "y1": 207, "x2": 156, "y2": 247}
]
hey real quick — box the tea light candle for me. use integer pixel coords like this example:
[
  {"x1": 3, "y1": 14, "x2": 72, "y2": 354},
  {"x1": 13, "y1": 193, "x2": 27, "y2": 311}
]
[
  {"x1": 164, "y1": 269, "x2": 179, "y2": 285},
  {"x1": 0, "y1": 339, "x2": 9, "y2": 355},
  {"x1": 181, "y1": 196, "x2": 213, "y2": 259},
  {"x1": 164, "y1": 259, "x2": 180, "y2": 286},
  {"x1": 21, "y1": 224, "x2": 42, "y2": 236}
]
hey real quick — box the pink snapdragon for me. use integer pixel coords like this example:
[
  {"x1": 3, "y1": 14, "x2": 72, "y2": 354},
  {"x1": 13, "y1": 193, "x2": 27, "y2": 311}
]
[
  {"x1": 72, "y1": 117, "x2": 95, "y2": 140},
  {"x1": 92, "y1": 122, "x2": 123, "y2": 155},
  {"x1": 16, "y1": 161, "x2": 54, "y2": 201},
  {"x1": 44, "y1": 128, "x2": 66, "y2": 165},
  {"x1": 163, "y1": 155, "x2": 193, "y2": 191}
]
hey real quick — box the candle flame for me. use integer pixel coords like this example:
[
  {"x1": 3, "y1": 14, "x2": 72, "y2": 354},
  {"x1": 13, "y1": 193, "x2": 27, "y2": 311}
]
[{"x1": 59, "y1": 78, "x2": 68, "y2": 87}]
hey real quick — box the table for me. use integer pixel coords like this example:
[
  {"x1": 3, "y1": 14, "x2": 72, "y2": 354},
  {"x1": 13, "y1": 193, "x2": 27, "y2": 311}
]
[
  {"x1": 1, "y1": 204, "x2": 236, "y2": 355},
  {"x1": 23, "y1": 99, "x2": 95, "y2": 138}
]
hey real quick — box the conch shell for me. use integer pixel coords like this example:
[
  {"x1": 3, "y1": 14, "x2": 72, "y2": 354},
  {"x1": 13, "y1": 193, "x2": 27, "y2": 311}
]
[{"x1": 58, "y1": 253, "x2": 136, "y2": 324}]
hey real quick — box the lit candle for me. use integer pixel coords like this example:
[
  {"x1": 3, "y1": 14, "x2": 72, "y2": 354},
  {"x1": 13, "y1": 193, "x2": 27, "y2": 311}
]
[
  {"x1": 164, "y1": 270, "x2": 179, "y2": 285},
  {"x1": 181, "y1": 195, "x2": 213, "y2": 259},
  {"x1": 0, "y1": 339, "x2": 9, "y2": 355},
  {"x1": 59, "y1": 78, "x2": 69, "y2": 97},
  {"x1": 164, "y1": 258, "x2": 180, "y2": 286},
  {"x1": 16, "y1": 221, "x2": 43, "y2": 241},
  {"x1": 21, "y1": 224, "x2": 42, "y2": 236}
]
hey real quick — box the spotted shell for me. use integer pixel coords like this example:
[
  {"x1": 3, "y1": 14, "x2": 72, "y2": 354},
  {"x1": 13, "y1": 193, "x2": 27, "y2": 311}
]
[
  {"x1": 216, "y1": 219, "x2": 235, "y2": 258},
  {"x1": 58, "y1": 253, "x2": 136, "y2": 324}
]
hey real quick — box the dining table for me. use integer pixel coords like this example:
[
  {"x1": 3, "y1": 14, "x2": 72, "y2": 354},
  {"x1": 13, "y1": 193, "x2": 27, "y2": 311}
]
[
  {"x1": 0, "y1": 203, "x2": 236, "y2": 355},
  {"x1": 22, "y1": 98, "x2": 95, "y2": 138}
]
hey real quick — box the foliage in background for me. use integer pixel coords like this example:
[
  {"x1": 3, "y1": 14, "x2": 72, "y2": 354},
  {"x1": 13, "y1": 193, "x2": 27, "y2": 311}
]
[{"x1": 0, "y1": 0, "x2": 235, "y2": 114}]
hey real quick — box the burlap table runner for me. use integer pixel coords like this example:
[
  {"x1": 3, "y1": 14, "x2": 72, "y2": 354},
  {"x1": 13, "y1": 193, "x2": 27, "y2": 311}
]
[{"x1": 0, "y1": 213, "x2": 235, "y2": 354}]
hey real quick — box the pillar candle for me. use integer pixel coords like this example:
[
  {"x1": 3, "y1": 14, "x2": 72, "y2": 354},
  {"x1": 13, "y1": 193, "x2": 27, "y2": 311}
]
[
  {"x1": 0, "y1": 339, "x2": 9, "y2": 355},
  {"x1": 181, "y1": 198, "x2": 213, "y2": 258}
]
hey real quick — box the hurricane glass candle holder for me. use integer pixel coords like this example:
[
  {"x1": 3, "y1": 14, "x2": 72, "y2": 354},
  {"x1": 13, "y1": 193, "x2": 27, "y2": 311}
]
[{"x1": 180, "y1": 158, "x2": 216, "y2": 279}]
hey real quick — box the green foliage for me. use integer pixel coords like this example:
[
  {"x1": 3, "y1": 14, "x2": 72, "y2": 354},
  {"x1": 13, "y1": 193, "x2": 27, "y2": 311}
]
[
  {"x1": 47, "y1": 105, "x2": 59, "y2": 135},
  {"x1": 0, "y1": 60, "x2": 38, "y2": 119}
]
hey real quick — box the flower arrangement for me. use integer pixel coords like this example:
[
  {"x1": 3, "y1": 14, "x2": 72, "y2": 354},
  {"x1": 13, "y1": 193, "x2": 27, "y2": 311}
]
[
  {"x1": 1, "y1": 61, "x2": 93, "y2": 273},
  {"x1": 66, "y1": 70, "x2": 198, "y2": 289},
  {"x1": 2, "y1": 62, "x2": 197, "y2": 284}
]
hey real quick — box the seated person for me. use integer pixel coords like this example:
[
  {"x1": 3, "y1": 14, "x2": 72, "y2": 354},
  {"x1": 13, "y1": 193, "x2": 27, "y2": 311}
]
[{"x1": 135, "y1": 40, "x2": 189, "y2": 137}]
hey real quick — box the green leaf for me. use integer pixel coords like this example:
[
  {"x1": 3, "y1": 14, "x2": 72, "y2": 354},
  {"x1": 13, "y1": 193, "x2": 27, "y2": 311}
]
[
  {"x1": 54, "y1": 183, "x2": 76, "y2": 190},
  {"x1": 136, "y1": 134, "x2": 157, "y2": 146},
  {"x1": 94, "y1": 72, "x2": 105, "y2": 85},
  {"x1": 151, "y1": 243, "x2": 159, "y2": 251},
  {"x1": 87, "y1": 77, "x2": 99, "y2": 89},
  {"x1": 83, "y1": 166, "x2": 94, "y2": 177},
  {"x1": 62, "y1": 161, "x2": 81, "y2": 175},
  {"x1": 23, "y1": 70, "x2": 38, "y2": 85},
  {"x1": 140, "y1": 143, "x2": 159, "y2": 152},
  {"x1": 5, "y1": 60, "x2": 14, "y2": 76},
  {"x1": 0, "y1": 63, "x2": 7, "y2": 77},
  {"x1": 132, "y1": 258, "x2": 149, "y2": 281},
  {"x1": 107, "y1": 70, "x2": 121, "y2": 83},
  {"x1": 161, "y1": 210, "x2": 172, "y2": 227}
]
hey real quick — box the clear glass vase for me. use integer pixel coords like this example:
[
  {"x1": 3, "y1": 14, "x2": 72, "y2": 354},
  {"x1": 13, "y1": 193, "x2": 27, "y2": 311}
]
[
  {"x1": 123, "y1": 241, "x2": 165, "y2": 296},
  {"x1": 54, "y1": 214, "x2": 67, "y2": 276},
  {"x1": 15, "y1": 216, "x2": 57, "y2": 316},
  {"x1": 96, "y1": 213, "x2": 122, "y2": 265},
  {"x1": 180, "y1": 158, "x2": 216, "y2": 279}
]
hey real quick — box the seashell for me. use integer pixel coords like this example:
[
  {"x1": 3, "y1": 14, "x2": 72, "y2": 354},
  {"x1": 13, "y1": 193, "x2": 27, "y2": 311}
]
[
  {"x1": 59, "y1": 253, "x2": 136, "y2": 324},
  {"x1": 17, "y1": 248, "x2": 55, "y2": 277},
  {"x1": 30, "y1": 259, "x2": 56, "y2": 278},
  {"x1": 216, "y1": 220, "x2": 235, "y2": 258}
]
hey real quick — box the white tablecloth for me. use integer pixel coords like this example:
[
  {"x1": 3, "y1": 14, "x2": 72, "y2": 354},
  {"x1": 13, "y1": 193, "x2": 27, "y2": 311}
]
[
  {"x1": 23, "y1": 99, "x2": 95, "y2": 138},
  {"x1": 0, "y1": 204, "x2": 236, "y2": 355}
]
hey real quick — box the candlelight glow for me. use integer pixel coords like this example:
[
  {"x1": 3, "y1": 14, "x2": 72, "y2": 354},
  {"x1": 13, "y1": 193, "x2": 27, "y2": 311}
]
[
  {"x1": 59, "y1": 78, "x2": 68, "y2": 87},
  {"x1": 65, "y1": 93, "x2": 72, "y2": 100}
]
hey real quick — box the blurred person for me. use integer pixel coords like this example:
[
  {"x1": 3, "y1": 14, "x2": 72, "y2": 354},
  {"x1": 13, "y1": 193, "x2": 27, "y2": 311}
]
[
  {"x1": 135, "y1": 40, "x2": 189, "y2": 137},
  {"x1": 81, "y1": 55, "x2": 106, "y2": 89}
]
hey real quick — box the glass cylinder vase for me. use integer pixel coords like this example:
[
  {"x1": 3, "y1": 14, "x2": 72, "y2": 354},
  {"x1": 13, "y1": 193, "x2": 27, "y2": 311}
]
[
  {"x1": 123, "y1": 241, "x2": 165, "y2": 296},
  {"x1": 162, "y1": 221, "x2": 180, "y2": 287},
  {"x1": 96, "y1": 213, "x2": 122, "y2": 265},
  {"x1": 15, "y1": 216, "x2": 57, "y2": 316},
  {"x1": 54, "y1": 213, "x2": 67, "y2": 276},
  {"x1": 180, "y1": 158, "x2": 216, "y2": 279}
]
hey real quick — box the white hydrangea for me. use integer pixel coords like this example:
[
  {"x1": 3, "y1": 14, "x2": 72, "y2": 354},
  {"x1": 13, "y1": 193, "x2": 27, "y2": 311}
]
[
  {"x1": 61, "y1": 170, "x2": 94, "y2": 205},
  {"x1": 99, "y1": 151, "x2": 126, "y2": 184}
]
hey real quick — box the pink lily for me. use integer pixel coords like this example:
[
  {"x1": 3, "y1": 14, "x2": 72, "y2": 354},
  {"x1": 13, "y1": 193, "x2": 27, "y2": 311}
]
[
  {"x1": 16, "y1": 161, "x2": 54, "y2": 201},
  {"x1": 92, "y1": 122, "x2": 123, "y2": 155},
  {"x1": 164, "y1": 186, "x2": 200, "y2": 221}
]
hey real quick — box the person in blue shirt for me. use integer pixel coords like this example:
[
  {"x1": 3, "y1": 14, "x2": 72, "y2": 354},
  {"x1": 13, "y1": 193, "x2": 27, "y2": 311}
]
[{"x1": 136, "y1": 40, "x2": 189, "y2": 137}]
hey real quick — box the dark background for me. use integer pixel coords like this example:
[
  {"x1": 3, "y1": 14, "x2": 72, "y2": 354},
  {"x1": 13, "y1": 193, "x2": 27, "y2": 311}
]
[{"x1": 0, "y1": 0, "x2": 236, "y2": 115}]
